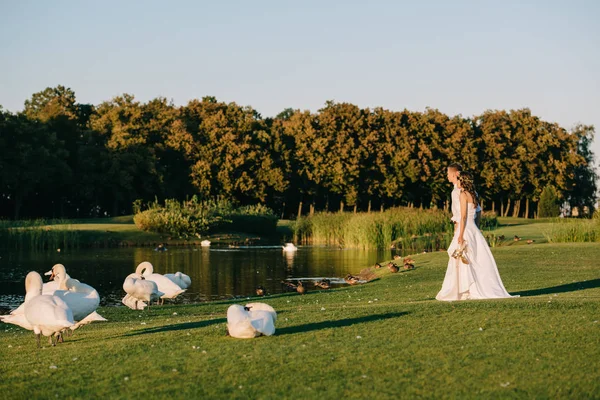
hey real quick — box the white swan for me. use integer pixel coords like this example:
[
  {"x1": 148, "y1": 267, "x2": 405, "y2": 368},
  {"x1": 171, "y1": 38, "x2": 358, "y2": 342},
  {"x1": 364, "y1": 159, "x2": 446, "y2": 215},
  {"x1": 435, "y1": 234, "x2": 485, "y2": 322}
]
[
  {"x1": 0, "y1": 312, "x2": 33, "y2": 331},
  {"x1": 282, "y1": 243, "x2": 297, "y2": 252},
  {"x1": 2, "y1": 264, "x2": 106, "y2": 333},
  {"x1": 122, "y1": 272, "x2": 163, "y2": 310},
  {"x1": 22, "y1": 271, "x2": 74, "y2": 347},
  {"x1": 201, "y1": 240, "x2": 211, "y2": 247},
  {"x1": 226, "y1": 302, "x2": 277, "y2": 339},
  {"x1": 8, "y1": 263, "x2": 71, "y2": 316},
  {"x1": 164, "y1": 272, "x2": 192, "y2": 290},
  {"x1": 136, "y1": 262, "x2": 186, "y2": 303},
  {"x1": 42, "y1": 264, "x2": 107, "y2": 328}
]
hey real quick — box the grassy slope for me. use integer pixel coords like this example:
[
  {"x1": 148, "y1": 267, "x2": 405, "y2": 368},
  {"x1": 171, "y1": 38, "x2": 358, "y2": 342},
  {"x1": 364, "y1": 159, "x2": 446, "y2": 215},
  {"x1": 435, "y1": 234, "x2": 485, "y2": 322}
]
[{"x1": 1, "y1": 239, "x2": 599, "y2": 399}]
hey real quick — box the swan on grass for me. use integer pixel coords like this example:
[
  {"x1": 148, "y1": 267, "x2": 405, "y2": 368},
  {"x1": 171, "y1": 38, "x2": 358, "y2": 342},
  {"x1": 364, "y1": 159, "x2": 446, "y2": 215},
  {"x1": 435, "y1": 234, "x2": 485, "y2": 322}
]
[
  {"x1": 3, "y1": 265, "x2": 106, "y2": 336},
  {"x1": 226, "y1": 302, "x2": 277, "y2": 339},
  {"x1": 47, "y1": 265, "x2": 106, "y2": 324},
  {"x1": 136, "y1": 262, "x2": 186, "y2": 304},
  {"x1": 122, "y1": 272, "x2": 163, "y2": 310},
  {"x1": 164, "y1": 272, "x2": 192, "y2": 290},
  {"x1": 23, "y1": 271, "x2": 74, "y2": 347}
]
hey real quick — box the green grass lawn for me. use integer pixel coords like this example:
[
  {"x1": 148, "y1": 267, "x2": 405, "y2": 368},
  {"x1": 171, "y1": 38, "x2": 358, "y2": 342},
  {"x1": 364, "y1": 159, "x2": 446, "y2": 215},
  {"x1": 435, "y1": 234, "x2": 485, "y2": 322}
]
[{"x1": 1, "y1": 240, "x2": 599, "y2": 399}]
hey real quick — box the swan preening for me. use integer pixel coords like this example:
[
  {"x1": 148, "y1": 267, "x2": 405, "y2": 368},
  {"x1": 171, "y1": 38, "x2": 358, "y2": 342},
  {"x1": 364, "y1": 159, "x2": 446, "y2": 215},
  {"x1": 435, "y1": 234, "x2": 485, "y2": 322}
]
[
  {"x1": 121, "y1": 262, "x2": 188, "y2": 309},
  {"x1": 1, "y1": 265, "x2": 107, "y2": 346},
  {"x1": 136, "y1": 262, "x2": 186, "y2": 304},
  {"x1": 226, "y1": 302, "x2": 277, "y2": 339},
  {"x1": 164, "y1": 272, "x2": 192, "y2": 290},
  {"x1": 122, "y1": 272, "x2": 163, "y2": 310}
]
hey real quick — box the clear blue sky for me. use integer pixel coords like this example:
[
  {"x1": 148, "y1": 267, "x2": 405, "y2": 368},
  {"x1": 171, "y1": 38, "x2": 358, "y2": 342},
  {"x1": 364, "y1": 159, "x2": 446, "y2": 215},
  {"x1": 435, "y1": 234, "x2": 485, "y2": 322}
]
[{"x1": 1, "y1": 0, "x2": 599, "y2": 165}]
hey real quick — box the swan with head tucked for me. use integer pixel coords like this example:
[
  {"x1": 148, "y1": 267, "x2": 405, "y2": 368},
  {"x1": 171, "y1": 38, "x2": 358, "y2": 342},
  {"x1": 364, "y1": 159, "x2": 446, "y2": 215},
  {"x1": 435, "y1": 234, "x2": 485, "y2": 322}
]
[
  {"x1": 136, "y1": 262, "x2": 186, "y2": 304},
  {"x1": 164, "y1": 272, "x2": 192, "y2": 290},
  {"x1": 122, "y1": 271, "x2": 163, "y2": 310},
  {"x1": 22, "y1": 271, "x2": 74, "y2": 347},
  {"x1": 226, "y1": 302, "x2": 277, "y2": 338}
]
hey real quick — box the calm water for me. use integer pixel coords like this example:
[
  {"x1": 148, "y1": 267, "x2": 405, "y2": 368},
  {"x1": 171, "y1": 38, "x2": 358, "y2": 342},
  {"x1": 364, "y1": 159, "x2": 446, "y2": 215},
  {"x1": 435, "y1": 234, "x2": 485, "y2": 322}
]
[{"x1": 0, "y1": 246, "x2": 394, "y2": 310}]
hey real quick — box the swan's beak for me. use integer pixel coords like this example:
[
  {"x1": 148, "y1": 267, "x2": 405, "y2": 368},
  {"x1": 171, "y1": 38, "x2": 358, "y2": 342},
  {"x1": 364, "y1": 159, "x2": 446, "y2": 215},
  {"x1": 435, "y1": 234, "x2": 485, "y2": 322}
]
[{"x1": 44, "y1": 270, "x2": 52, "y2": 276}]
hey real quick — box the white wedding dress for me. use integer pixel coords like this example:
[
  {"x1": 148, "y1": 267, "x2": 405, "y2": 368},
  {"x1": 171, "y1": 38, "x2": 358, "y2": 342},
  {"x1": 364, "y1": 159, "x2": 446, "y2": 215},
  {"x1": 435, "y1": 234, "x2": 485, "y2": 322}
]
[{"x1": 436, "y1": 200, "x2": 517, "y2": 301}]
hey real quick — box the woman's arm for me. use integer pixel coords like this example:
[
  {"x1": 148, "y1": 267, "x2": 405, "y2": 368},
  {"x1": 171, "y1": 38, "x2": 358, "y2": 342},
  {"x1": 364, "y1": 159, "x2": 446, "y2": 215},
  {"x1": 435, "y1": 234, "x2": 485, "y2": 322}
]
[{"x1": 458, "y1": 191, "x2": 468, "y2": 245}]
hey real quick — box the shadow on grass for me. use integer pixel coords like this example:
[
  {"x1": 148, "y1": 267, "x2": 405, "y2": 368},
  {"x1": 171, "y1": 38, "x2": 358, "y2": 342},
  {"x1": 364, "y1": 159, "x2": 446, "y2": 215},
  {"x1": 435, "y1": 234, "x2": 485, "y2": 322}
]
[
  {"x1": 513, "y1": 278, "x2": 600, "y2": 297},
  {"x1": 276, "y1": 312, "x2": 409, "y2": 336},
  {"x1": 124, "y1": 318, "x2": 227, "y2": 336}
]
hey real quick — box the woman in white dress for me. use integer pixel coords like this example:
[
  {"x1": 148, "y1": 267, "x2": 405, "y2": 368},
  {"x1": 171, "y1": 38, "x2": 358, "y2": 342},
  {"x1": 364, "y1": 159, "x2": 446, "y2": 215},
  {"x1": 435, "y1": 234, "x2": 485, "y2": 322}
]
[{"x1": 436, "y1": 172, "x2": 516, "y2": 301}]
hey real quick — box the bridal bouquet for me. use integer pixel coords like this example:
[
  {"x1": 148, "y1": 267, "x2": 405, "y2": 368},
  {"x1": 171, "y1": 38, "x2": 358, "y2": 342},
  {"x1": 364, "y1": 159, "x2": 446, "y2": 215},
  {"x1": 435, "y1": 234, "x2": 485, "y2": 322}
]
[{"x1": 451, "y1": 241, "x2": 469, "y2": 264}]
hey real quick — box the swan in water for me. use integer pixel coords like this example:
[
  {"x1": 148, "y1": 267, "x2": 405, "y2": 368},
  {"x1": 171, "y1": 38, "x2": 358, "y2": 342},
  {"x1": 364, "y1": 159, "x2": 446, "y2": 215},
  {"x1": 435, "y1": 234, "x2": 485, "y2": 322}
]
[
  {"x1": 201, "y1": 240, "x2": 211, "y2": 247},
  {"x1": 23, "y1": 271, "x2": 74, "y2": 347},
  {"x1": 226, "y1": 302, "x2": 277, "y2": 338},
  {"x1": 136, "y1": 262, "x2": 186, "y2": 304},
  {"x1": 122, "y1": 271, "x2": 163, "y2": 310},
  {"x1": 164, "y1": 272, "x2": 192, "y2": 290},
  {"x1": 282, "y1": 243, "x2": 297, "y2": 252}
]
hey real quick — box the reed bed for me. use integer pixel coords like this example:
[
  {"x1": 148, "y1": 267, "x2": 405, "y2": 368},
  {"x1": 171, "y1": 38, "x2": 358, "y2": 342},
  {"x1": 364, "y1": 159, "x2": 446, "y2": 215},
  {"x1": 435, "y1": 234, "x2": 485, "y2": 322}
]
[
  {"x1": 291, "y1": 208, "x2": 451, "y2": 250},
  {"x1": 0, "y1": 219, "x2": 81, "y2": 250},
  {"x1": 543, "y1": 218, "x2": 600, "y2": 243}
]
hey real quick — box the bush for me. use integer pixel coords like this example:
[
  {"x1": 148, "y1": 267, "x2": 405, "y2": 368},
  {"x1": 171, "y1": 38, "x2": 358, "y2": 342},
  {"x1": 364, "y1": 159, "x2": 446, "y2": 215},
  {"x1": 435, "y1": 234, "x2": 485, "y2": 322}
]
[
  {"x1": 133, "y1": 197, "x2": 278, "y2": 238},
  {"x1": 538, "y1": 186, "x2": 561, "y2": 218}
]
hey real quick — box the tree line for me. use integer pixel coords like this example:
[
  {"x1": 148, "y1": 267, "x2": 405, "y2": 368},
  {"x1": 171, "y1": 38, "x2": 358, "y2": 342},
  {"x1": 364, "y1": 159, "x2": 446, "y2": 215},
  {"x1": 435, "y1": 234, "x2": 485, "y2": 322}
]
[{"x1": 0, "y1": 86, "x2": 596, "y2": 220}]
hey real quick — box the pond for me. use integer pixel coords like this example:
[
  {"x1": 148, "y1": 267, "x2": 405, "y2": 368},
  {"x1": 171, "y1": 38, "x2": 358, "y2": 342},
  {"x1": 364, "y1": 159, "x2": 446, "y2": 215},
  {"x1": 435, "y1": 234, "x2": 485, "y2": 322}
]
[{"x1": 0, "y1": 245, "x2": 397, "y2": 310}]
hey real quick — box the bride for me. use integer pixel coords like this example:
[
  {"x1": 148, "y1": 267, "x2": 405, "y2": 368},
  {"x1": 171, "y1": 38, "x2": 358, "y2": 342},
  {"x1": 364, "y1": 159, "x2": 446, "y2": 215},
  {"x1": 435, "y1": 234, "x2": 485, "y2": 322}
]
[{"x1": 436, "y1": 171, "x2": 517, "y2": 301}]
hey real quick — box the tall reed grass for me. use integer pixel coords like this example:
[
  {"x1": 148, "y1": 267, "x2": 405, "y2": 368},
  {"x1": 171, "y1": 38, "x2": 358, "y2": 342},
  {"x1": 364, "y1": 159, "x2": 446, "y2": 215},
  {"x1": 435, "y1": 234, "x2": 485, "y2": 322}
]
[
  {"x1": 292, "y1": 208, "x2": 499, "y2": 250},
  {"x1": 543, "y1": 218, "x2": 600, "y2": 243},
  {"x1": 0, "y1": 219, "x2": 80, "y2": 250},
  {"x1": 291, "y1": 208, "x2": 450, "y2": 250}
]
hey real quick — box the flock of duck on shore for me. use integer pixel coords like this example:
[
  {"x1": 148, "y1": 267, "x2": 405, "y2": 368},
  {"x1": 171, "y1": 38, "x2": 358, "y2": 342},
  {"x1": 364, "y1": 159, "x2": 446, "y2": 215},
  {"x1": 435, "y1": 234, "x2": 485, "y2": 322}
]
[{"x1": 0, "y1": 242, "x2": 417, "y2": 346}]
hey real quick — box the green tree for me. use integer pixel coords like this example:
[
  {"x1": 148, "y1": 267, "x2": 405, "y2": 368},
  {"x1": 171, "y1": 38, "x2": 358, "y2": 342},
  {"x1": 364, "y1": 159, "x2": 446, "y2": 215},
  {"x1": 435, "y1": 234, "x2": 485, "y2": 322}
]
[{"x1": 538, "y1": 185, "x2": 561, "y2": 217}]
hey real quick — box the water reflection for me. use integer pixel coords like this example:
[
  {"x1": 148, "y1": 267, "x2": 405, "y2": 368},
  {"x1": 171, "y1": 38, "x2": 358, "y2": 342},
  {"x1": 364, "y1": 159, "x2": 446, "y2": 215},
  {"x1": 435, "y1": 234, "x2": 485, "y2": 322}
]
[{"x1": 0, "y1": 246, "x2": 392, "y2": 309}]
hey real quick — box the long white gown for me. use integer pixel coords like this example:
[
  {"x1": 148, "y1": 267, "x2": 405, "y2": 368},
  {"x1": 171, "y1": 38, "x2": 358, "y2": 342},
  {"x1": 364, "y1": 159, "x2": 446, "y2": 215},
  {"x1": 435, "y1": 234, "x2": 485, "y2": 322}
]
[{"x1": 436, "y1": 202, "x2": 517, "y2": 301}]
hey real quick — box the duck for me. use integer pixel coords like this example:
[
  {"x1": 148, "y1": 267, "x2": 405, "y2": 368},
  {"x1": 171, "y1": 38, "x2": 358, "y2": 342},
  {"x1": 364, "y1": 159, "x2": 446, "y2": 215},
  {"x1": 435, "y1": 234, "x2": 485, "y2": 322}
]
[
  {"x1": 201, "y1": 240, "x2": 211, "y2": 247},
  {"x1": 387, "y1": 263, "x2": 399, "y2": 273},
  {"x1": 136, "y1": 262, "x2": 186, "y2": 304},
  {"x1": 164, "y1": 271, "x2": 192, "y2": 290},
  {"x1": 281, "y1": 280, "x2": 298, "y2": 292},
  {"x1": 498, "y1": 235, "x2": 506, "y2": 241},
  {"x1": 154, "y1": 243, "x2": 168, "y2": 252},
  {"x1": 314, "y1": 279, "x2": 331, "y2": 289},
  {"x1": 526, "y1": 239, "x2": 535, "y2": 244},
  {"x1": 255, "y1": 285, "x2": 266, "y2": 297},
  {"x1": 514, "y1": 235, "x2": 521, "y2": 241},
  {"x1": 373, "y1": 263, "x2": 382, "y2": 269},
  {"x1": 403, "y1": 257, "x2": 415, "y2": 270},
  {"x1": 226, "y1": 302, "x2": 276, "y2": 338},
  {"x1": 296, "y1": 281, "x2": 306, "y2": 295},
  {"x1": 344, "y1": 274, "x2": 361, "y2": 285},
  {"x1": 282, "y1": 243, "x2": 298, "y2": 252},
  {"x1": 122, "y1": 272, "x2": 163, "y2": 310},
  {"x1": 22, "y1": 272, "x2": 75, "y2": 347},
  {"x1": 393, "y1": 255, "x2": 402, "y2": 260}
]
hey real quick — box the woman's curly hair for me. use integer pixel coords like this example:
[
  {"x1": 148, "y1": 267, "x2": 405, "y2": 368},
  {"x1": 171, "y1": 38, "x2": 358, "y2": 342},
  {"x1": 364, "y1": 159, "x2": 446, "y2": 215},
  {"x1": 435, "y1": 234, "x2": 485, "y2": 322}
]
[{"x1": 458, "y1": 171, "x2": 479, "y2": 207}]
